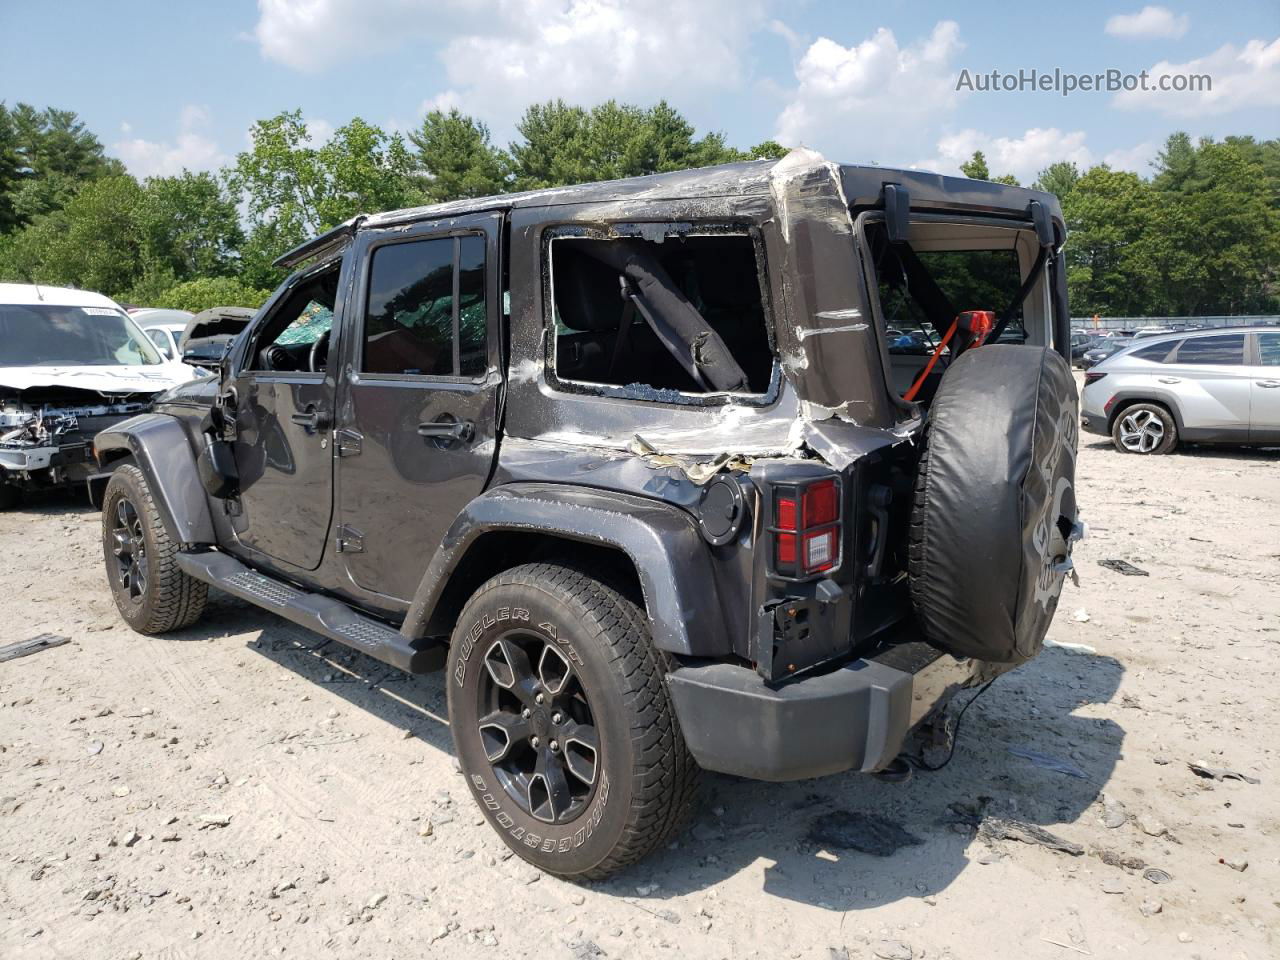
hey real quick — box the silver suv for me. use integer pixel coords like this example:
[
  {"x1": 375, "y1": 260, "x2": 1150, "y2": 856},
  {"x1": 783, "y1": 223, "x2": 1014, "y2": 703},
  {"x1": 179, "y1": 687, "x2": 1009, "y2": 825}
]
[{"x1": 1081, "y1": 326, "x2": 1280, "y2": 454}]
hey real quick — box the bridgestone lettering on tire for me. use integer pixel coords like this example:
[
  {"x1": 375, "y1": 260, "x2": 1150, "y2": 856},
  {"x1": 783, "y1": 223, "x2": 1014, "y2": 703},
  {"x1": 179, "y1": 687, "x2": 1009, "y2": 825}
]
[
  {"x1": 102, "y1": 463, "x2": 208, "y2": 635},
  {"x1": 447, "y1": 562, "x2": 700, "y2": 879},
  {"x1": 908, "y1": 345, "x2": 1079, "y2": 664}
]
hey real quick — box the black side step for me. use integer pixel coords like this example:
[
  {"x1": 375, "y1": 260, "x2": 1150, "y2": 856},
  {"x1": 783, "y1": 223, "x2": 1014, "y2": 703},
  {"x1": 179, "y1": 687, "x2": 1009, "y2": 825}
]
[{"x1": 176, "y1": 551, "x2": 444, "y2": 674}]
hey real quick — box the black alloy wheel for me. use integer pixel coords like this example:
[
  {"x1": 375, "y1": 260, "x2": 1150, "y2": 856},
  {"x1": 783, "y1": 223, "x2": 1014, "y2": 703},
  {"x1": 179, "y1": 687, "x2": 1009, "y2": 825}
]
[
  {"x1": 476, "y1": 630, "x2": 600, "y2": 824},
  {"x1": 110, "y1": 496, "x2": 149, "y2": 600}
]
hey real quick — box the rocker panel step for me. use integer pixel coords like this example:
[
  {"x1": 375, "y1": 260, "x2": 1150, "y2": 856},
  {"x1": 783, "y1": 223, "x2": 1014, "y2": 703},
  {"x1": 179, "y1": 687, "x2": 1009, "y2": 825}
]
[{"x1": 176, "y1": 551, "x2": 444, "y2": 674}]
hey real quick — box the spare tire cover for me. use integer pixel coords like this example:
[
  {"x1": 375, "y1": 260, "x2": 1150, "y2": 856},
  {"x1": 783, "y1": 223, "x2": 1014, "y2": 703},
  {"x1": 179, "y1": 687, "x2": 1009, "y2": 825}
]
[{"x1": 909, "y1": 345, "x2": 1079, "y2": 664}]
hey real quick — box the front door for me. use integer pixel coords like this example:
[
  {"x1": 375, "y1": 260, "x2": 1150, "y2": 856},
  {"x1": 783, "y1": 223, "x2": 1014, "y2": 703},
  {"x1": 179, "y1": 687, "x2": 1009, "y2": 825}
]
[
  {"x1": 1251, "y1": 330, "x2": 1280, "y2": 442},
  {"x1": 224, "y1": 256, "x2": 348, "y2": 570},
  {"x1": 334, "y1": 213, "x2": 503, "y2": 600}
]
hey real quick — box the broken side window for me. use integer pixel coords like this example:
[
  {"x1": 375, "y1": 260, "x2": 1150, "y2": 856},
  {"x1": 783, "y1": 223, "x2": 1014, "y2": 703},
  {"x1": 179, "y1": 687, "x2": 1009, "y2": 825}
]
[{"x1": 548, "y1": 230, "x2": 774, "y2": 399}]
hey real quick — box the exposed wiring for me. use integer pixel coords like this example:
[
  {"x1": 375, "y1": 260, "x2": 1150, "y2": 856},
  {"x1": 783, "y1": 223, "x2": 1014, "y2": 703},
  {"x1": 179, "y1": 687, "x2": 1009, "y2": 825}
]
[{"x1": 907, "y1": 677, "x2": 997, "y2": 772}]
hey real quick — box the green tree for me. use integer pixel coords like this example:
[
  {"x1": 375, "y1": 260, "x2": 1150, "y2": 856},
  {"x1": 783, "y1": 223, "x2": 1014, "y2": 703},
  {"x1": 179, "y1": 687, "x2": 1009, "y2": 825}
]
[
  {"x1": 1061, "y1": 166, "x2": 1154, "y2": 315},
  {"x1": 506, "y1": 99, "x2": 746, "y2": 190},
  {"x1": 959, "y1": 150, "x2": 991, "y2": 180},
  {"x1": 409, "y1": 109, "x2": 506, "y2": 203},
  {"x1": 153, "y1": 275, "x2": 273, "y2": 313},
  {"x1": 141, "y1": 172, "x2": 244, "y2": 280},
  {"x1": 1137, "y1": 140, "x2": 1280, "y2": 314},
  {"x1": 959, "y1": 150, "x2": 1018, "y2": 185},
  {"x1": 0, "y1": 102, "x2": 119, "y2": 228},
  {"x1": 1151, "y1": 131, "x2": 1198, "y2": 193},
  {"x1": 0, "y1": 106, "x2": 23, "y2": 234},
  {"x1": 34, "y1": 174, "x2": 148, "y2": 294},
  {"x1": 1033, "y1": 161, "x2": 1081, "y2": 201},
  {"x1": 745, "y1": 139, "x2": 789, "y2": 160},
  {"x1": 230, "y1": 111, "x2": 422, "y2": 280}
]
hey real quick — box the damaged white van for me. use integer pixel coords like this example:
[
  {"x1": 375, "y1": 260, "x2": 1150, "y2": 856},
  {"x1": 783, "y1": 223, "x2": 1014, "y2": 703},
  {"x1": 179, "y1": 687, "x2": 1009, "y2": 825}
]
[{"x1": 0, "y1": 284, "x2": 194, "y2": 508}]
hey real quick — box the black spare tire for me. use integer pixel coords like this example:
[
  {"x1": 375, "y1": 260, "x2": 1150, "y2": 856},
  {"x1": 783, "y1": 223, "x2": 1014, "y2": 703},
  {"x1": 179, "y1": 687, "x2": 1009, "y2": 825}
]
[{"x1": 908, "y1": 345, "x2": 1079, "y2": 664}]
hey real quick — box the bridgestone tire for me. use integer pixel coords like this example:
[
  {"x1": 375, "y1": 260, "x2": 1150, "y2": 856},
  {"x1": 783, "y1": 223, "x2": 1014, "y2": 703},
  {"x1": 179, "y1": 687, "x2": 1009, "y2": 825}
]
[
  {"x1": 908, "y1": 345, "x2": 1079, "y2": 664},
  {"x1": 447, "y1": 562, "x2": 701, "y2": 880},
  {"x1": 102, "y1": 463, "x2": 208, "y2": 634}
]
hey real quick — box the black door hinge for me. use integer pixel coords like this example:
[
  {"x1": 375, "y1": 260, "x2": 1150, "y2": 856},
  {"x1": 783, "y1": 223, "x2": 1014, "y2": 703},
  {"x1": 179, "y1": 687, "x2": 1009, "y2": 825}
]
[
  {"x1": 335, "y1": 524, "x2": 365, "y2": 554},
  {"x1": 335, "y1": 428, "x2": 363, "y2": 457}
]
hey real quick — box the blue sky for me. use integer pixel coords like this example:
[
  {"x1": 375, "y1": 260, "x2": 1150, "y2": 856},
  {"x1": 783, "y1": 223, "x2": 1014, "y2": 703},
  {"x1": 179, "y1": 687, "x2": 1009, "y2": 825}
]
[{"x1": 2, "y1": 1, "x2": 1276, "y2": 184}]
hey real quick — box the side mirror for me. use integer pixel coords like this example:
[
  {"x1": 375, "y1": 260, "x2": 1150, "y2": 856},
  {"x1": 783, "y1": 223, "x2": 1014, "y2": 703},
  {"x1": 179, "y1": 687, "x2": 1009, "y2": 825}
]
[{"x1": 182, "y1": 338, "x2": 231, "y2": 371}]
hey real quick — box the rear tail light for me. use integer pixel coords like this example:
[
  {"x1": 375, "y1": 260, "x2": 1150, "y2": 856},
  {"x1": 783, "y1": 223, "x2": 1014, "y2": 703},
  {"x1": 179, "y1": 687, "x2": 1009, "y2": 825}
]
[
  {"x1": 1084, "y1": 372, "x2": 1107, "y2": 386},
  {"x1": 772, "y1": 478, "x2": 841, "y2": 578}
]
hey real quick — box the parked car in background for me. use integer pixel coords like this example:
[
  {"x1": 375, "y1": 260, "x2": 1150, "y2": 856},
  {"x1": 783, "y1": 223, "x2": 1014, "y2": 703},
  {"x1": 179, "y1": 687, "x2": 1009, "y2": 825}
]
[
  {"x1": 131, "y1": 308, "x2": 195, "y2": 360},
  {"x1": 0, "y1": 284, "x2": 195, "y2": 508},
  {"x1": 1070, "y1": 332, "x2": 1102, "y2": 366},
  {"x1": 1080, "y1": 338, "x2": 1126, "y2": 369},
  {"x1": 1081, "y1": 326, "x2": 1280, "y2": 454}
]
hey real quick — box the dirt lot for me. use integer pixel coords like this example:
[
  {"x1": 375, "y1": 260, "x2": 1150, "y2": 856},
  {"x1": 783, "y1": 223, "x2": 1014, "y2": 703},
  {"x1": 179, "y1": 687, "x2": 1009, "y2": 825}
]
[{"x1": 2, "y1": 423, "x2": 1277, "y2": 960}]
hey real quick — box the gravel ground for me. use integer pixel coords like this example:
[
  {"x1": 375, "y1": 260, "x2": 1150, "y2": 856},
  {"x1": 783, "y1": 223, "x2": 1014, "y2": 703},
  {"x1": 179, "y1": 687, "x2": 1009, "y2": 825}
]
[{"x1": 2, "y1": 419, "x2": 1277, "y2": 959}]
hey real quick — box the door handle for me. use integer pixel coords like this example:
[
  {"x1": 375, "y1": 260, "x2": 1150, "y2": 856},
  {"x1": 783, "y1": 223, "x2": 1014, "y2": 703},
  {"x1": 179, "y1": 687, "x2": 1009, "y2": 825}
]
[
  {"x1": 290, "y1": 407, "x2": 331, "y2": 432},
  {"x1": 417, "y1": 420, "x2": 474, "y2": 442},
  {"x1": 1157, "y1": 377, "x2": 1181, "y2": 384},
  {"x1": 1257, "y1": 380, "x2": 1280, "y2": 388}
]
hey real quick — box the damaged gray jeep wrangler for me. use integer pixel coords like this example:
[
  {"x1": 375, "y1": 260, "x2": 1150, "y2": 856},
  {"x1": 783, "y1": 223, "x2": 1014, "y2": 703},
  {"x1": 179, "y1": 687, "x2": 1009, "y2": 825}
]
[{"x1": 94, "y1": 149, "x2": 1080, "y2": 879}]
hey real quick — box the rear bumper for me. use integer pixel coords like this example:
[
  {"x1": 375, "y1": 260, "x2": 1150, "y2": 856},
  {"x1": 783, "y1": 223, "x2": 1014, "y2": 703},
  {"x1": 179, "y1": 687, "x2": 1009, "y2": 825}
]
[
  {"x1": 668, "y1": 641, "x2": 976, "y2": 781},
  {"x1": 1079, "y1": 392, "x2": 1111, "y2": 436}
]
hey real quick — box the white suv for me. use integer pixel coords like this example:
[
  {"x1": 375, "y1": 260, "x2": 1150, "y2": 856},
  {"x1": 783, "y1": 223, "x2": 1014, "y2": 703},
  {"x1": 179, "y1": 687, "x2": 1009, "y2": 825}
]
[{"x1": 1081, "y1": 326, "x2": 1280, "y2": 454}]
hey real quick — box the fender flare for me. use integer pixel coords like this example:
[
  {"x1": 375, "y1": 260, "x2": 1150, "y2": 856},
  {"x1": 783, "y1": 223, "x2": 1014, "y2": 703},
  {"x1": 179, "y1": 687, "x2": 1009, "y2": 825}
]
[
  {"x1": 93, "y1": 414, "x2": 216, "y2": 547},
  {"x1": 401, "y1": 482, "x2": 728, "y2": 658},
  {"x1": 1104, "y1": 390, "x2": 1186, "y2": 434}
]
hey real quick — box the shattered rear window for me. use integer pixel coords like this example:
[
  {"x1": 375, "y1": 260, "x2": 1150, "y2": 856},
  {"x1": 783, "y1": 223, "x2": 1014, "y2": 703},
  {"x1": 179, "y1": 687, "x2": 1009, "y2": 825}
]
[
  {"x1": 548, "y1": 230, "x2": 774, "y2": 400},
  {"x1": 869, "y1": 231, "x2": 1029, "y2": 353}
]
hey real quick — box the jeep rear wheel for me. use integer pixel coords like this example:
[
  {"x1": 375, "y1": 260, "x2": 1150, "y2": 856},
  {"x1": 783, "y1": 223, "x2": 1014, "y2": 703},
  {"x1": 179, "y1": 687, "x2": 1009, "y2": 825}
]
[
  {"x1": 447, "y1": 562, "x2": 700, "y2": 880},
  {"x1": 102, "y1": 463, "x2": 208, "y2": 634}
]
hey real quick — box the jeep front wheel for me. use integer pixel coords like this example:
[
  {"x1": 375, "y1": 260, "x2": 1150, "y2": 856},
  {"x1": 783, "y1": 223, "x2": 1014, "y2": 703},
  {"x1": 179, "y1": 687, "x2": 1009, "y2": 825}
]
[
  {"x1": 102, "y1": 463, "x2": 208, "y2": 634},
  {"x1": 447, "y1": 562, "x2": 699, "y2": 880}
]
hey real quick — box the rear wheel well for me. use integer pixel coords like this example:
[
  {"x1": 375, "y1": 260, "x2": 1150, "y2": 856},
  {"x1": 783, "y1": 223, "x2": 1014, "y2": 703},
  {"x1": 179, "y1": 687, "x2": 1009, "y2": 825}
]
[
  {"x1": 1107, "y1": 396, "x2": 1179, "y2": 433},
  {"x1": 425, "y1": 533, "x2": 645, "y2": 638}
]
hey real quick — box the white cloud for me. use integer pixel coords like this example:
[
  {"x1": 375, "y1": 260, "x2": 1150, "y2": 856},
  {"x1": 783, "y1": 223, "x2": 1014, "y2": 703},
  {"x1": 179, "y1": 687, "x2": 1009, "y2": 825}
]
[
  {"x1": 774, "y1": 21, "x2": 964, "y2": 155},
  {"x1": 304, "y1": 117, "x2": 335, "y2": 146},
  {"x1": 1112, "y1": 36, "x2": 1280, "y2": 117},
  {"x1": 255, "y1": 0, "x2": 764, "y2": 132},
  {"x1": 420, "y1": 91, "x2": 462, "y2": 117},
  {"x1": 254, "y1": 0, "x2": 477, "y2": 71},
  {"x1": 1103, "y1": 140, "x2": 1160, "y2": 174},
  {"x1": 924, "y1": 127, "x2": 1093, "y2": 184},
  {"x1": 112, "y1": 105, "x2": 227, "y2": 178},
  {"x1": 434, "y1": 0, "x2": 764, "y2": 123},
  {"x1": 1105, "y1": 6, "x2": 1189, "y2": 39}
]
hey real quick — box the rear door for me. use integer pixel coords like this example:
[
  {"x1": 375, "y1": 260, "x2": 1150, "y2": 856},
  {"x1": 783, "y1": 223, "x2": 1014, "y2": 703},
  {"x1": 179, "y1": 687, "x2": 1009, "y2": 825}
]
[
  {"x1": 1164, "y1": 334, "x2": 1251, "y2": 438},
  {"x1": 1251, "y1": 331, "x2": 1280, "y2": 442},
  {"x1": 334, "y1": 213, "x2": 503, "y2": 601}
]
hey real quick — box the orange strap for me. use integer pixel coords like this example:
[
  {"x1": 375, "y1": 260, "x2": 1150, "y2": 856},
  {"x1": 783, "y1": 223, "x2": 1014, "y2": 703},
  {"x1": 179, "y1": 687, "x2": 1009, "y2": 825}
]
[{"x1": 903, "y1": 320, "x2": 958, "y2": 403}]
